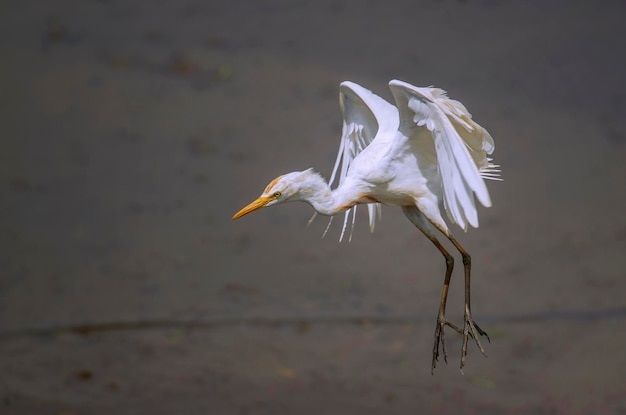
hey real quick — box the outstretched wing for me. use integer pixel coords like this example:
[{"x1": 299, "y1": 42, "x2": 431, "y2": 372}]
[
  {"x1": 320, "y1": 81, "x2": 397, "y2": 241},
  {"x1": 388, "y1": 80, "x2": 499, "y2": 230}
]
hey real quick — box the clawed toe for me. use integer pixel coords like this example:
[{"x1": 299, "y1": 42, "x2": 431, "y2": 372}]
[
  {"x1": 432, "y1": 314, "x2": 489, "y2": 374},
  {"x1": 431, "y1": 317, "x2": 464, "y2": 373},
  {"x1": 460, "y1": 314, "x2": 489, "y2": 372}
]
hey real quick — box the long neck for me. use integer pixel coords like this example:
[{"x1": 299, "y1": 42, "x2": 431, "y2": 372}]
[{"x1": 298, "y1": 171, "x2": 358, "y2": 216}]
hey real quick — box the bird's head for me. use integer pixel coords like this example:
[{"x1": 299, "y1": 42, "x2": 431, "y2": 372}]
[{"x1": 232, "y1": 169, "x2": 322, "y2": 220}]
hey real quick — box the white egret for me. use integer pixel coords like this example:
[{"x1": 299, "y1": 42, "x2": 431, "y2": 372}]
[{"x1": 232, "y1": 80, "x2": 500, "y2": 372}]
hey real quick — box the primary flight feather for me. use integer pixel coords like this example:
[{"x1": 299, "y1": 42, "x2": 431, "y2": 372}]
[{"x1": 232, "y1": 80, "x2": 500, "y2": 372}]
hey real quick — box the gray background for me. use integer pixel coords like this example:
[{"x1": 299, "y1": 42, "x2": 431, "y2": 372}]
[{"x1": 1, "y1": 0, "x2": 625, "y2": 413}]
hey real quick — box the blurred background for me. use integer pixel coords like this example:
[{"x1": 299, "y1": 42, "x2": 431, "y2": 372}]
[{"x1": 1, "y1": 0, "x2": 626, "y2": 413}]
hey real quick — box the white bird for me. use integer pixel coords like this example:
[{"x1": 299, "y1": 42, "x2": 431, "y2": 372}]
[{"x1": 232, "y1": 80, "x2": 500, "y2": 372}]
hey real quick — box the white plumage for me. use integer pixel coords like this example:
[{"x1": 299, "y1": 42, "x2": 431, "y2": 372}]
[{"x1": 233, "y1": 80, "x2": 500, "y2": 372}]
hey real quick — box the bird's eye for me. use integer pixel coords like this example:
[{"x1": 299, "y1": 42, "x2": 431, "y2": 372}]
[{"x1": 273, "y1": 191, "x2": 282, "y2": 198}]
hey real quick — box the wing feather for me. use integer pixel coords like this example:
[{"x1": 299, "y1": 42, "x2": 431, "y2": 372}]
[
  {"x1": 389, "y1": 80, "x2": 496, "y2": 230},
  {"x1": 322, "y1": 81, "x2": 396, "y2": 241}
]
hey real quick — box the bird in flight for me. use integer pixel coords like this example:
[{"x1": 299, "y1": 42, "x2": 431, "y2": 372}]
[{"x1": 232, "y1": 80, "x2": 500, "y2": 372}]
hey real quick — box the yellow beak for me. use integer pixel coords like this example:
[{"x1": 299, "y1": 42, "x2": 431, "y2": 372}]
[{"x1": 232, "y1": 196, "x2": 272, "y2": 220}]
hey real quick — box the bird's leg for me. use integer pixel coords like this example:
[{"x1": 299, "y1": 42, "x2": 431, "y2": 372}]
[
  {"x1": 448, "y1": 236, "x2": 490, "y2": 372},
  {"x1": 401, "y1": 207, "x2": 462, "y2": 373},
  {"x1": 426, "y1": 236, "x2": 464, "y2": 374}
]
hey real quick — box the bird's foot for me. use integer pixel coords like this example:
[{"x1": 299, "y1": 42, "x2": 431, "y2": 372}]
[
  {"x1": 459, "y1": 307, "x2": 490, "y2": 373},
  {"x1": 431, "y1": 315, "x2": 463, "y2": 374}
]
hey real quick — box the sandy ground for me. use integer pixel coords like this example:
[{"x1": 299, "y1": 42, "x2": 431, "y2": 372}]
[{"x1": 1, "y1": 0, "x2": 626, "y2": 413}]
